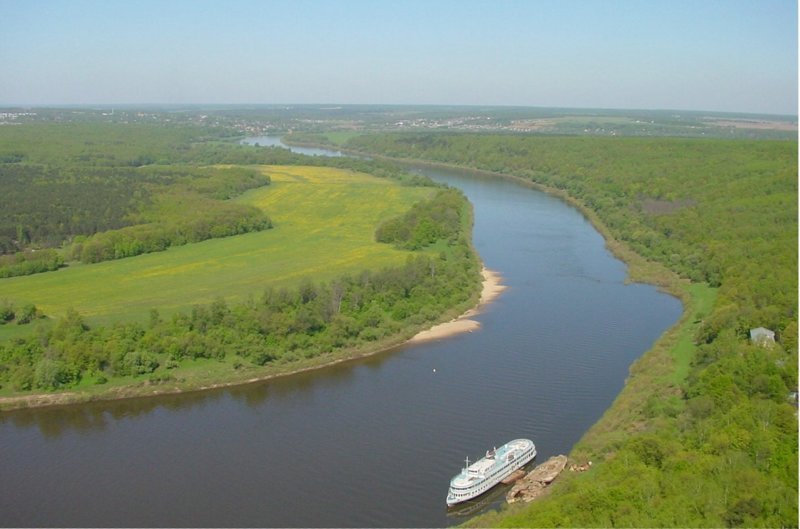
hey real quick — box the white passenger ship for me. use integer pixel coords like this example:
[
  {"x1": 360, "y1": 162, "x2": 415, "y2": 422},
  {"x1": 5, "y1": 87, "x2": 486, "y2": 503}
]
[{"x1": 446, "y1": 438, "x2": 536, "y2": 506}]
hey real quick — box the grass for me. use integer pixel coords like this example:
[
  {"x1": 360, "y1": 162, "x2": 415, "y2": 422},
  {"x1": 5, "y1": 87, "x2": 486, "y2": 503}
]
[
  {"x1": 0, "y1": 165, "x2": 433, "y2": 335},
  {"x1": 323, "y1": 131, "x2": 363, "y2": 145},
  {"x1": 666, "y1": 282, "x2": 717, "y2": 385}
]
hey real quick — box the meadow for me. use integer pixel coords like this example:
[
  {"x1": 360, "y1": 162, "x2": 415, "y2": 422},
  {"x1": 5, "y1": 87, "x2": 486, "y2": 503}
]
[{"x1": 0, "y1": 165, "x2": 432, "y2": 333}]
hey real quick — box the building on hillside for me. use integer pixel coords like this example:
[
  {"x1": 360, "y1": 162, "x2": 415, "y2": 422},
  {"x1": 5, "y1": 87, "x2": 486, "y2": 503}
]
[{"x1": 749, "y1": 327, "x2": 776, "y2": 347}]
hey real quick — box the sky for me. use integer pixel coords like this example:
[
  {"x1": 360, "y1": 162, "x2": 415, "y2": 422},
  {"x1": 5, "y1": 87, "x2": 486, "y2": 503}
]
[{"x1": 1, "y1": 0, "x2": 797, "y2": 115}]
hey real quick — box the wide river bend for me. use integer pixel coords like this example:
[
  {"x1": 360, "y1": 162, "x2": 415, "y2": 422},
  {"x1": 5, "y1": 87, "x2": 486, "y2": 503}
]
[{"x1": 0, "y1": 138, "x2": 681, "y2": 527}]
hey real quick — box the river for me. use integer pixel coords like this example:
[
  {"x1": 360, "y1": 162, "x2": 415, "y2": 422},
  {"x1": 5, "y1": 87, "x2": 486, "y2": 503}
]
[{"x1": 0, "y1": 138, "x2": 682, "y2": 527}]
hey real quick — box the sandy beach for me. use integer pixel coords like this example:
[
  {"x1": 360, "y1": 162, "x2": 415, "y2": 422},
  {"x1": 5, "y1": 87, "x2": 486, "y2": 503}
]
[{"x1": 408, "y1": 267, "x2": 507, "y2": 343}]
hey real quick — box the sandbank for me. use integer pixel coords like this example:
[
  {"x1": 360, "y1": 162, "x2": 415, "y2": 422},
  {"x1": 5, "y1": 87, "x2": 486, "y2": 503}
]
[{"x1": 408, "y1": 267, "x2": 506, "y2": 343}]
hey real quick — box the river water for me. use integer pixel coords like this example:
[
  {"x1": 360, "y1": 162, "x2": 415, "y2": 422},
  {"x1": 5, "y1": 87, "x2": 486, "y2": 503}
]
[{"x1": 0, "y1": 138, "x2": 682, "y2": 527}]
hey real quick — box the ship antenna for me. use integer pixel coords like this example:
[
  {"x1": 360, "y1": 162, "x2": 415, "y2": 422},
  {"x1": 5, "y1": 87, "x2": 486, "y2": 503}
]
[{"x1": 464, "y1": 456, "x2": 470, "y2": 470}]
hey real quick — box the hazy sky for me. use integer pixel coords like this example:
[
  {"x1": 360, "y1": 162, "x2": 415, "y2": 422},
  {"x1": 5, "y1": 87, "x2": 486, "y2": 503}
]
[{"x1": 1, "y1": 0, "x2": 797, "y2": 114}]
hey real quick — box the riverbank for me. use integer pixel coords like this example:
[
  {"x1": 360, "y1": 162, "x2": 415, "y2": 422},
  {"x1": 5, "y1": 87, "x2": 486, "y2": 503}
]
[{"x1": 0, "y1": 264, "x2": 501, "y2": 412}]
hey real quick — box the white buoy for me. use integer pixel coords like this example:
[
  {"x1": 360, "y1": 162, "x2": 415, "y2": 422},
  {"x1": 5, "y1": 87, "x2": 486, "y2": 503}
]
[{"x1": 432, "y1": 368, "x2": 436, "y2": 373}]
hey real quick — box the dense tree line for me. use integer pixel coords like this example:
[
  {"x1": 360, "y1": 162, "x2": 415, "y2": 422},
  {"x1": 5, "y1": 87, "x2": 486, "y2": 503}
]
[
  {"x1": 0, "y1": 139, "x2": 273, "y2": 274},
  {"x1": 69, "y1": 197, "x2": 271, "y2": 263},
  {"x1": 376, "y1": 188, "x2": 465, "y2": 249},
  {"x1": 0, "y1": 162, "x2": 270, "y2": 253},
  {"x1": 0, "y1": 124, "x2": 271, "y2": 256},
  {"x1": 0, "y1": 249, "x2": 63, "y2": 278},
  {"x1": 0, "y1": 189, "x2": 480, "y2": 393},
  {"x1": 60, "y1": 165, "x2": 273, "y2": 264},
  {"x1": 0, "y1": 123, "x2": 215, "y2": 168},
  {"x1": 347, "y1": 132, "x2": 798, "y2": 528},
  {"x1": 0, "y1": 164, "x2": 148, "y2": 252}
]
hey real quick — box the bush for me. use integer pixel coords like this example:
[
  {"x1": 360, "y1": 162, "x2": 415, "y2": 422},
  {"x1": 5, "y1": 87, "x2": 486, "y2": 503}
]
[
  {"x1": 122, "y1": 351, "x2": 160, "y2": 375},
  {"x1": 34, "y1": 359, "x2": 74, "y2": 390},
  {"x1": 0, "y1": 300, "x2": 14, "y2": 323},
  {"x1": 16, "y1": 304, "x2": 39, "y2": 325}
]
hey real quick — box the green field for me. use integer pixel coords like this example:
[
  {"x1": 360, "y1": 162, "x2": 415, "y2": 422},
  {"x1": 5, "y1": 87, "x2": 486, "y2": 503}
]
[{"x1": 0, "y1": 165, "x2": 432, "y2": 334}]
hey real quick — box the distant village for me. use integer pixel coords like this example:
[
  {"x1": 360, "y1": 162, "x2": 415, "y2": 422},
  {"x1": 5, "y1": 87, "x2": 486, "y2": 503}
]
[{"x1": 1, "y1": 106, "x2": 796, "y2": 139}]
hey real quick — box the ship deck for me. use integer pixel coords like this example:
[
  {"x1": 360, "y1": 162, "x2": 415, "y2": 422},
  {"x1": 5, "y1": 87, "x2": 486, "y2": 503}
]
[{"x1": 449, "y1": 439, "x2": 533, "y2": 487}]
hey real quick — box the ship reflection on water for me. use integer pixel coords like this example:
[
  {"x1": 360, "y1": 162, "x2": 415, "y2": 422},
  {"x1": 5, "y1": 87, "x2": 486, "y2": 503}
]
[{"x1": 446, "y1": 486, "x2": 508, "y2": 518}]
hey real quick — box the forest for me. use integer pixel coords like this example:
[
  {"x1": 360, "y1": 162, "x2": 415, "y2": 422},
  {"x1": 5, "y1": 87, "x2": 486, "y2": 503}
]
[
  {"x1": 1, "y1": 163, "x2": 272, "y2": 267},
  {"x1": 0, "y1": 125, "x2": 276, "y2": 275},
  {"x1": 376, "y1": 188, "x2": 465, "y2": 250},
  {"x1": 346, "y1": 132, "x2": 798, "y2": 527}
]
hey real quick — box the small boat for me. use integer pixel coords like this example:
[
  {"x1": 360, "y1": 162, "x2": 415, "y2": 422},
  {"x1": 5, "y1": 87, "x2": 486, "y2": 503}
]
[{"x1": 446, "y1": 438, "x2": 536, "y2": 506}]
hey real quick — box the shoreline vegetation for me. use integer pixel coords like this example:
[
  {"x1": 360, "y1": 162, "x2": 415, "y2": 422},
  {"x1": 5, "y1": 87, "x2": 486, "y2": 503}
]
[{"x1": 0, "y1": 266, "x2": 500, "y2": 411}]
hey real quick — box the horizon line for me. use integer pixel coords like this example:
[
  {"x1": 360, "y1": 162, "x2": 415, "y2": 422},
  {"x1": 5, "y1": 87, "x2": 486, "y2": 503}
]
[{"x1": 0, "y1": 103, "x2": 796, "y2": 119}]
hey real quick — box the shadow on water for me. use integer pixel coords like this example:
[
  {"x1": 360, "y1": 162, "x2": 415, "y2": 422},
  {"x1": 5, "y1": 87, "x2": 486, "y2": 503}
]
[
  {"x1": 1, "y1": 387, "x2": 225, "y2": 439},
  {"x1": 1, "y1": 340, "x2": 404, "y2": 439}
]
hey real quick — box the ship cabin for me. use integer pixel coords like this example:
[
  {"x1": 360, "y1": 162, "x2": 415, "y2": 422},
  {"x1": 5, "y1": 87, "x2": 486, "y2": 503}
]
[{"x1": 466, "y1": 458, "x2": 495, "y2": 477}]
